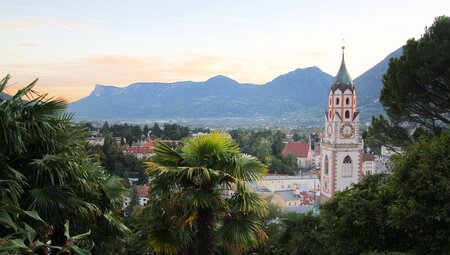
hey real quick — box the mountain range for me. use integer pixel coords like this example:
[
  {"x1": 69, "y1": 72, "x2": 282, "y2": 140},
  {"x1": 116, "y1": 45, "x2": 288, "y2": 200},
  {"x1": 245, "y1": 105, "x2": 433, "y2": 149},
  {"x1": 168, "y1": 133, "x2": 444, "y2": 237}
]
[{"x1": 69, "y1": 47, "x2": 403, "y2": 126}]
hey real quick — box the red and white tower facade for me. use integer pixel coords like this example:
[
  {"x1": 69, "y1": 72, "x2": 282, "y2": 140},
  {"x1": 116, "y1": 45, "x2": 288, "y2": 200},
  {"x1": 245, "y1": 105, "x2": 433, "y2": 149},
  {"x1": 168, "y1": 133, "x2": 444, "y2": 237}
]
[{"x1": 320, "y1": 47, "x2": 363, "y2": 201}]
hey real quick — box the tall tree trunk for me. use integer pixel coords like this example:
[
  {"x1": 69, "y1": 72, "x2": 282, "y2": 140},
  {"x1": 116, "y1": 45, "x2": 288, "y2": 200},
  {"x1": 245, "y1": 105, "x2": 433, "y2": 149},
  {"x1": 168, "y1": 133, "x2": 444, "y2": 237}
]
[{"x1": 196, "y1": 208, "x2": 214, "y2": 255}]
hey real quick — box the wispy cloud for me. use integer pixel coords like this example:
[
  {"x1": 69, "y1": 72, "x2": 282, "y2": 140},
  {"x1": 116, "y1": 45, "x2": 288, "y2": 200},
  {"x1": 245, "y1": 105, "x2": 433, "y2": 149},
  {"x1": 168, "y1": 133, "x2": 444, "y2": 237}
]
[
  {"x1": 17, "y1": 43, "x2": 38, "y2": 47},
  {"x1": 86, "y1": 55, "x2": 149, "y2": 68},
  {"x1": 28, "y1": 16, "x2": 100, "y2": 35},
  {"x1": 0, "y1": 22, "x2": 43, "y2": 30}
]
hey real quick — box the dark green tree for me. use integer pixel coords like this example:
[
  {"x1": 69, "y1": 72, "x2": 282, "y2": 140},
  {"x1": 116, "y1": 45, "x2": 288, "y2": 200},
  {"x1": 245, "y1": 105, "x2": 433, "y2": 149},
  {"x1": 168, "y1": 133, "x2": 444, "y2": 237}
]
[
  {"x1": 101, "y1": 121, "x2": 110, "y2": 135},
  {"x1": 320, "y1": 174, "x2": 406, "y2": 255},
  {"x1": 151, "y1": 123, "x2": 163, "y2": 138},
  {"x1": 269, "y1": 154, "x2": 298, "y2": 175},
  {"x1": 381, "y1": 16, "x2": 450, "y2": 135},
  {"x1": 279, "y1": 212, "x2": 323, "y2": 255},
  {"x1": 363, "y1": 115, "x2": 412, "y2": 152},
  {"x1": 271, "y1": 130, "x2": 286, "y2": 158},
  {"x1": 365, "y1": 16, "x2": 450, "y2": 150},
  {"x1": 143, "y1": 124, "x2": 150, "y2": 137},
  {"x1": 387, "y1": 131, "x2": 450, "y2": 254},
  {"x1": 366, "y1": 16, "x2": 450, "y2": 149}
]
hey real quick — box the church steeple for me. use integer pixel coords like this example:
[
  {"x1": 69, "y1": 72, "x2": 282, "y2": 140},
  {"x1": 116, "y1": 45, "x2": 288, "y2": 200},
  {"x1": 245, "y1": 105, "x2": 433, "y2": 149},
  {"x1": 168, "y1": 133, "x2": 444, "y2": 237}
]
[
  {"x1": 320, "y1": 46, "x2": 363, "y2": 202},
  {"x1": 332, "y1": 46, "x2": 354, "y2": 92}
]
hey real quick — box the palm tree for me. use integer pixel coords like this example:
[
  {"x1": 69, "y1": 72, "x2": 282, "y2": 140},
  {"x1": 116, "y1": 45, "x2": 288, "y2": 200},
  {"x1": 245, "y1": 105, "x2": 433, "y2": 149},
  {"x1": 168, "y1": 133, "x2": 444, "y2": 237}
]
[
  {"x1": 0, "y1": 75, "x2": 129, "y2": 254},
  {"x1": 146, "y1": 131, "x2": 268, "y2": 255}
]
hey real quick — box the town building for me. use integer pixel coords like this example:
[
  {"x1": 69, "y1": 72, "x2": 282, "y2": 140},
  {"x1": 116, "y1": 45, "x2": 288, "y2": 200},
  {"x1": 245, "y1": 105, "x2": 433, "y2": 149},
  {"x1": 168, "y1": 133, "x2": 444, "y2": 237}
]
[
  {"x1": 374, "y1": 145, "x2": 402, "y2": 173},
  {"x1": 271, "y1": 190, "x2": 314, "y2": 207},
  {"x1": 123, "y1": 185, "x2": 150, "y2": 208},
  {"x1": 125, "y1": 139, "x2": 155, "y2": 159},
  {"x1": 248, "y1": 174, "x2": 320, "y2": 193},
  {"x1": 85, "y1": 136, "x2": 104, "y2": 146},
  {"x1": 282, "y1": 142, "x2": 312, "y2": 168},
  {"x1": 320, "y1": 47, "x2": 364, "y2": 201},
  {"x1": 362, "y1": 153, "x2": 375, "y2": 175}
]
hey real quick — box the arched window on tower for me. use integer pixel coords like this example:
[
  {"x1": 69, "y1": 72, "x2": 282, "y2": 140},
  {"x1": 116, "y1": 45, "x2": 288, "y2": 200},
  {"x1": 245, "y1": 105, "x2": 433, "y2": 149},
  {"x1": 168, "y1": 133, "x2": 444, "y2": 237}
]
[
  {"x1": 329, "y1": 110, "x2": 332, "y2": 119},
  {"x1": 329, "y1": 98, "x2": 332, "y2": 105},
  {"x1": 346, "y1": 97, "x2": 350, "y2": 105},
  {"x1": 324, "y1": 155, "x2": 329, "y2": 175},
  {"x1": 336, "y1": 98, "x2": 340, "y2": 105},
  {"x1": 345, "y1": 110, "x2": 350, "y2": 119},
  {"x1": 342, "y1": 156, "x2": 352, "y2": 177}
]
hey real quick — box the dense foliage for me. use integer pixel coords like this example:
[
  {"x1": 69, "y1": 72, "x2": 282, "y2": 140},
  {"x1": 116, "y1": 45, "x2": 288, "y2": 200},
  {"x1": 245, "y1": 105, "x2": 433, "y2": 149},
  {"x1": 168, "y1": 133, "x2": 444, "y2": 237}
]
[
  {"x1": 230, "y1": 129, "x2": 299, "y2": 175},
  {"x1": 0, "y1": 75, "x2": 129, "y2": 254},
  {"x1": 86, "y1": 134, "x2": 147, "y2": 183}
]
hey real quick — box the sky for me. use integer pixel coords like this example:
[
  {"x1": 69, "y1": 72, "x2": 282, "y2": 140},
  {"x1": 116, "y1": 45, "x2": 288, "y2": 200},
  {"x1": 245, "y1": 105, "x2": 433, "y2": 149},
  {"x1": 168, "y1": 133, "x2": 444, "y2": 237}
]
[{"x1": 1, "y1": 1, "x2": 449, "y2": 102}]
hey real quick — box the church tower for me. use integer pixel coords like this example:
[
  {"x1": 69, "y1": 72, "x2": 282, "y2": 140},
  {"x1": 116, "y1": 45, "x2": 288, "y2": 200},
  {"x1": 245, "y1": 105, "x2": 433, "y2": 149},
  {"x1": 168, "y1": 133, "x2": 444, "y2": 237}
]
[{"x1": 320, "y1": 47, "x2": 363, "y2": 201}]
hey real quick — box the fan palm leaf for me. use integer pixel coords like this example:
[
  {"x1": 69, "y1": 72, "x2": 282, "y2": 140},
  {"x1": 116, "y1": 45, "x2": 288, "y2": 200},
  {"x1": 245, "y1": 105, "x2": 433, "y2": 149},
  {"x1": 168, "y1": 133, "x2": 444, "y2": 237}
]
[{"x1": 146, "y1": 131, "x2": 268, "y2": 255}]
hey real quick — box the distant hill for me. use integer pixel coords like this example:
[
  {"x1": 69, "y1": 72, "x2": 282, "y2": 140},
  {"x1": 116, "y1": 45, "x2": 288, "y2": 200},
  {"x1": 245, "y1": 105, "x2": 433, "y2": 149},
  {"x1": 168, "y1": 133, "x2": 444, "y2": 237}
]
[
  {"x1": 0, "y1": 92, "x2": 12, "y2": 100},
  {"x1": 69, "y1": 47, "x2": 403, "y2": 126}
]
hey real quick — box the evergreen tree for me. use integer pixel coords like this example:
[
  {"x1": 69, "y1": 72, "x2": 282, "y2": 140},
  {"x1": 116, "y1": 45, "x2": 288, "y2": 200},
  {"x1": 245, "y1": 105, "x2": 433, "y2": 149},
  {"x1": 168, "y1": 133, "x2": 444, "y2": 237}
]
[
  {"x1": 366, "y1": 16, "x2": 450, "y2": 149},
  {"x1": 101, "y1": 121, "x2": 110, "y2": 135},
  {"x1": 381, "y1": 16, "x2": 450, "y2": 135},
  {"x1": 151, "y1": 123, "x2": 163, "y2": 138}
]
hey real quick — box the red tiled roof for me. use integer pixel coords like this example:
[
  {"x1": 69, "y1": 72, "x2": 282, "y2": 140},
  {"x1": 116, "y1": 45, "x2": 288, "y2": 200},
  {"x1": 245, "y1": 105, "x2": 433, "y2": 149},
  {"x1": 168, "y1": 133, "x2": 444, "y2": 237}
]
[
  {"x1": 362, "y1": 153, "x2": 375, "y2": 162},
  {"x1": 282, "y1": 142, "x2": 310, "y2": 158},
  {"x1": 141, "y1": 140, "x2": 155, "y2": 147},
  {"x1": 127, "y1": 147, "x2": 154, "y2": 154},
  {"x1": 135, "y1": 185, "x2": 149, "y2": 197}
]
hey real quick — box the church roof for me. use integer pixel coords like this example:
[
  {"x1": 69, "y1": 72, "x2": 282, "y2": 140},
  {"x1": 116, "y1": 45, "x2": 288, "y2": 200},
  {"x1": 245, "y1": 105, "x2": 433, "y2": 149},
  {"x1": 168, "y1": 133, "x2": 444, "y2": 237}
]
[
  {"x1": 282, "y1": 142, "x2": 310, "y2": 158},
  {"x1": 332, "y1": 47, "x2": 354, "y2": 92}
]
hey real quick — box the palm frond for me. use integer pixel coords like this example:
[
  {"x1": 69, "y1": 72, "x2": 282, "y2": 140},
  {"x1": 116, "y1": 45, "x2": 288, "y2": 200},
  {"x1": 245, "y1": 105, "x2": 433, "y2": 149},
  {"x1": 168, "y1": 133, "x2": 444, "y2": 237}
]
[
  {"x1": 101, "y1": 176, "x2": 127, "y2": 210},
  {"x1": 0, "y1": 74, "x2": 10, "y2": 93},
  {"x1": 217, "y1": 215, "x2": 267, "y2": 255},
  {"x1": 181, "y1": 130, "x2": 239, "y2": 168},
  {"x1": 229, "y1": 181, "x2": 268, "y2": 217},
  {"x1": 150, "y1": 141, "x2": 183, "y2": 166},
  {"x1": 228, "y1": 154, "x2": 266, "y2": 181},
  {"x1": 12, "y1": 78, "x2": 39, "y2": 100}
]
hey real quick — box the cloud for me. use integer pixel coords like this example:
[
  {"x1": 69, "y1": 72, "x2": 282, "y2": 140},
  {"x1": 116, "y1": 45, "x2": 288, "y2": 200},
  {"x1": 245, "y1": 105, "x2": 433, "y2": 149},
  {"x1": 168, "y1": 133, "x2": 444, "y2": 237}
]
[
  {"x1": 28, "y1": 16, "x2": 99, "y2": 35},
  {"x1": 17, "y1": 43, "x2": 38, "y2": 47},
  {"x1": 86, "y1": 55, "x2": 149, "y2": 68},
  {"x1": 0, "y1": 22, "x2": 43, "y2": 30}
]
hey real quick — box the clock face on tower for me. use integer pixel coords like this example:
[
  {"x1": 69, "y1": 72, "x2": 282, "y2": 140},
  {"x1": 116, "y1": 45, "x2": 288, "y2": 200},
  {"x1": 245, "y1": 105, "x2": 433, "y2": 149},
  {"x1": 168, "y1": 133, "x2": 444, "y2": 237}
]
[
  {"x1": 327, "y1": 124, "x2": 333, "y2": 137},
  {"x1": 340, "y1": 123, "x2": 355, "y2": 138}
]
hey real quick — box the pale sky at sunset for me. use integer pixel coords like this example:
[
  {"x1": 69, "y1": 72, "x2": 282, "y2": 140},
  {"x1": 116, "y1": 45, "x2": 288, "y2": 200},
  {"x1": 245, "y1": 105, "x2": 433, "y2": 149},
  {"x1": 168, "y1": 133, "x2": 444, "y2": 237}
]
[{"x1": 1, "y1": 1, "x2": 449, "y2": 102}]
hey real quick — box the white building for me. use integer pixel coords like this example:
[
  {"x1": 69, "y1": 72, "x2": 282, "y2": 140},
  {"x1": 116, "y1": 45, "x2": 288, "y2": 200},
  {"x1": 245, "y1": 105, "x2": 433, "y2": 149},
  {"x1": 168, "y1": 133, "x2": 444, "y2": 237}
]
[
  {"x1": 374, "y1": 145, "x2": 403, "y2": 173},
  {"x1": 320, "y1": 47, "x2": 364, "y2": 201},
  {"x1": 123, "y1": 185, "x2": 149, "y2": 209},
  {"x1": 248, "y1": 174, "x2": 320, "y2": 193},
  {"x1": 362, "y1": 153, "x2": 375, "y2": 175}
]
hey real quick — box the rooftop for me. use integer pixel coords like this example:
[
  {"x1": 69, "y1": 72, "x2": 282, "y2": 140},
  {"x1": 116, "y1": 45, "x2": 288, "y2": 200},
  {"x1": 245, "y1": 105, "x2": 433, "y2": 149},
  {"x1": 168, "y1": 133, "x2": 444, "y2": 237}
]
[
  {"x1": 274, "y1": 190, "x2": 299, "y2": 201},
  {"x1": 282, "y1": 142, "x2": 310, "y2": 158},
  {"x1": 332, "y1": 47, "x2": 354, "y2": 92}
]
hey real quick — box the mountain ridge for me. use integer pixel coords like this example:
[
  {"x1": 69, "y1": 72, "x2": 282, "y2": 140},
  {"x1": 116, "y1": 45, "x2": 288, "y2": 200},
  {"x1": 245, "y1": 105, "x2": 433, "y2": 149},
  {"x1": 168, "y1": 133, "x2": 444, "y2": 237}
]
[{"x1": 69, "y1": 48, "x2": 402, "y2": 125}]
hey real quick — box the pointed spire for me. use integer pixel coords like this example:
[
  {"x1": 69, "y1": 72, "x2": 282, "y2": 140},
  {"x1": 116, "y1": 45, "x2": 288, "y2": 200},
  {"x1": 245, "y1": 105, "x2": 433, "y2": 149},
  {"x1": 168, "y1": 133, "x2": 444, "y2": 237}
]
[{"x1": 332, "y1": 46, "x2": 354, "y2": 91}]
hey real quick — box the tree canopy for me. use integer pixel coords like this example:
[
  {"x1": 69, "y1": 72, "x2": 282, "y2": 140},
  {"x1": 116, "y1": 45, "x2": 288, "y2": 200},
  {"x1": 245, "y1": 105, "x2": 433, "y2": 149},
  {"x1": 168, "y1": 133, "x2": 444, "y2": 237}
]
[{"x1": 365, "y1": 16, "x2": 450, "y2": 150}]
